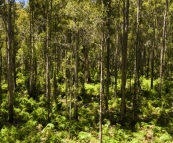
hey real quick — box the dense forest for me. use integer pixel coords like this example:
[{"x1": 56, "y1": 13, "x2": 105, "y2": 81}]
[{"x1": 0, "y1": 0, "x2": 173, "y2": 142}]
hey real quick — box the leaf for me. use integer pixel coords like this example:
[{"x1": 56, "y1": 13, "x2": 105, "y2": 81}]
[
  {"x1": 1, "y1": 127, "x2": 9, "y2": 137},
  {"x1": 148, "y1": 28, "x2": 153, "y2": 34},
  {"x1": 46, "y1": 123, "x2": 55, "y2": 129},
  {"x1": 78, "y1": 131, "x2": 92, "y2": 141}
]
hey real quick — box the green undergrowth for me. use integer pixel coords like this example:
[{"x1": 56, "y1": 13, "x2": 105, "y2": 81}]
[{"x1": 0, "y1": 78, "x2": 173, "y2": 142}]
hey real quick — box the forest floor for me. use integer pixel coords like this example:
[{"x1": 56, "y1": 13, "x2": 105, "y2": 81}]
[{"x1": 0, "y1": 78, "x2": 173, "y2": 142}]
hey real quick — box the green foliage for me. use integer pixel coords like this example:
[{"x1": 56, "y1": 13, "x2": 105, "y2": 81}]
[
  {"x1": 1, "y1": 0, "x2": 173, "y2": 142},
  {"x1": 1, "y1": 78, "x2": 173, "y2": 142},
  {"x1": 77, "y1": 131, "x2": 92, "y2": 143},
  {"x1": 31, "y1": 107, "x2": 47, "y2": 123},
  {"x1": 1, "y1": 82, "x2": 8, "y2": 91},
  {"x1": 16, "y1": 72, "x2": 26, "y2": 89},
  {"x1": 85, "y1": 83, "x2": 100, "y2": 96},
  {"x1": 52, "y1": 114, "x2": 68, "y2": 130}
]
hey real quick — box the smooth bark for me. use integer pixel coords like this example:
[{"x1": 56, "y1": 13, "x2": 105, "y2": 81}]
[
  {"x1": 29, "y1": 2, "x2": 34, "y2": 98},
  {"x1": 74, "y1": 31, "x2": 79, "y2": 121},
  {"x1": 159, "y1": 0, "x2": 168, "y2": 98},
  {"x1": 120, "y1": 0, "x2": 129, "y2": 123},
  {"x1": 7, "y1": 0, "x2": 14, "y2": 123},
  {"x1": 151, "y1": 18, "x2": 156, "y2": 89},
  {"x1": 99, "y1": 37, "x2": 104, "y2": 143},
  {"x1": 114, "y1": 0, "x2": 120, "y2": 99},
  {"x1": 132, "y1": 0, "x2": 141, "y2": 127},
  {"x1": 105, "y1": 0, "x2": 111, "y2": 110},
  {"x1": 46, "y1": 0, "x2": 52, "y2": 122}
]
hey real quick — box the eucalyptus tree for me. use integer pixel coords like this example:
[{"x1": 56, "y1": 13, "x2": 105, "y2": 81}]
[
  {"x1": 7, "y1": 0, "x2": 14, "y2": 123},
  {"x1": 99, "y1": 2, "x2": 104, "y2": 142},
  {"x1": 28, "y1": 0, "x2": 37, "y2": 98},
  {"x1": 151, "y1": 8, "x2": 156, "y2": 89},
  {"x1": 0, "y1": 0, "x2": 15, "y2": 122},
  {"x1": 12, "y1": 0, "x2": 17, "y2": 90},
  {"x1": 113, "y1": 0, "x2": 121, "y2": 99},
  {"x1": 45, "y1": 0, "x2": 52, "y2": 123},
  {"x1": 0, "y1": 0, "x2": 7, "y2": 104},
  {"x1": 159, "y1": 0, "x2": 168, "y2": 98},
  {"x1": 132, "y1": 0, "x2": 141, "y2": 127},
  {"x1": 103, "y1": 0, "x2": 111, "y2": 110},
  {"x1": 99, "y1": 30, "x2": 104, "y2": 143},
  {"x1": 120, "y1": 0, "x2": 129, "y2": 123}
]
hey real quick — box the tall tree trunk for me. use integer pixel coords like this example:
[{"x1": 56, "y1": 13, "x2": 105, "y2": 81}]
[
  {"x1": 114, "y1": 32, "x2": 119, "y2": 99},
  {"x1": 29, "y1": 3, "x2": 34, "y2": 98},
  {"x1": 140, "y1": 44, "x2": 144, "y2": 76},
  {"x1": 146, "y1": 47, "x2": 150, "y2": 78},
  {"x1": 151, "y1": 17, "x2": 156, "y2": 89},
  {"x1": 53, "y1": 44, "x2": 57, "y2": 100},
  {"x1": 99, "y1": 36, "x2": 104, "y2": 143},
  {"x1": 159, "y1": 0, "x2": 168, "y2": 98},
  {"x1": 105, "y1": 0, "x2": 111, "y2": 110},
  {"x1": 114, "y1": 0, "x2": 120, "y2": 99},
  {"x1": 83, "y1": 44, "x2": 90, "y2": 83},
  {"x1": 132, "y1": 0, "x2": 140, "y2": 127},
  {"x1": 69, "y1": 31, "x2": 73, "y2": 137},
  {"x1": 7, "y1": 0, "x2": 14, "y2": 123},
  {"x1": 46, "y1": 0, "x2": 52, "y2": 122},
  {"x1": 12, "y1": 3, "x2": 16, "y2": 90},
  {"x1": 120, "y1": 0, "x2": 129, "y2": 123},
  {"x1": 74, "y1": 31, "x2": 79, "y2": 121}
]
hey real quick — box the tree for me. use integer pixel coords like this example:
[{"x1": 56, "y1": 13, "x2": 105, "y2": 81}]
[
  {"x1": 151, "y1": 13, "x2": 156, "y2": 89},
  {"x1": 12, "y1": 1, "x2": 17, "y2": 90},
  {"x1": 132, "y1": 0, "x2": 141, "y2": 127},
  {"x1": 7, "y1": 0, "x2": 14, "y2": 123},
  {"x1": 159, "y1": 0, "x2": 168, "y2": 98},
  {"x1": 74, "y1": 30, "x2": 79, "y2": 121},
  {"x1": 103, "y1": 0, "x2": 111, "y2": 110},
  {"x1": 114, "y1": 0, "x2": 120, "y2": 99},
  {"x1": 120, "y1": 0, "x2": 129, "y2": 123},
  {"x1": 99, "y1": 27, "x2": 104, "y2": 143},
  {"x1": 45, "y1": 0, "x2": 52, "y2": 123},
  {"x1": 28, "y1": 0, "x2": 36, "y2": 99}
]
